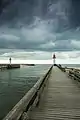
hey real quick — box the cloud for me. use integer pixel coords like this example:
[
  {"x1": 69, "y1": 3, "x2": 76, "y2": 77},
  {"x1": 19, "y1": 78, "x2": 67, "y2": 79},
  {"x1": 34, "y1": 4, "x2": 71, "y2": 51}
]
[
  {"x1": 0, "y1": 0, "x2": 80, "y2": 52},
  {"x1": 40, "y1": 41, "x2": 55, "y2": 49},
  {"x1": 0, "y1": 49, "x2": 80, "y2": 64},
  {"x1": 0, "y1": 49, "x2": 52, "y2": 60},
  {"x1": 0, "y1": 34, "x2": 20, "y2": 41},
  {"x1": 0, "y1": 22, "x2": 80, "y2": 51},
  {"x1": 71, "y1": 40, "x2": 80, "y2": 49}
]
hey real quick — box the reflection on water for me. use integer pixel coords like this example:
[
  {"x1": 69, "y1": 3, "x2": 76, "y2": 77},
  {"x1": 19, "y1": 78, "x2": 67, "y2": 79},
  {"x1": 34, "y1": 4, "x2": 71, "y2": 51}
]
[{"x1": 0, "y1": 64, "x2": 51, "y2": 119}]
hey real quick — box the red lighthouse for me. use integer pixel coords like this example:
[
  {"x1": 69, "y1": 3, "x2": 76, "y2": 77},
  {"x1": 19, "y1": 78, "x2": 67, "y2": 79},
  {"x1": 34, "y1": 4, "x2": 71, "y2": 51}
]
[{"x1": 52, "y1": 53, "x2": 56, "y2": 65}]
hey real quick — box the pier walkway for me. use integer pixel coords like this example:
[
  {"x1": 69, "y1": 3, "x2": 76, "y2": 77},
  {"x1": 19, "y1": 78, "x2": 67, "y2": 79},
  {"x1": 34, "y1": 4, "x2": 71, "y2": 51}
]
[
  {"x1": 29, "y1": 67, "x2": 80, "y2": 120},
  {"x1": 3, "y1": 66, "x2": 80, "y2": 120}
]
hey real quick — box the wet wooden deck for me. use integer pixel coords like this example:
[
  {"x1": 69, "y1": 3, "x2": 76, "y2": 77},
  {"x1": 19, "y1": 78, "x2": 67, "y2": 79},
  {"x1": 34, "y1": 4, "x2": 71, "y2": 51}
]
[{"x1": 28, "y1": 67, "x2": 80, "y2": 120}]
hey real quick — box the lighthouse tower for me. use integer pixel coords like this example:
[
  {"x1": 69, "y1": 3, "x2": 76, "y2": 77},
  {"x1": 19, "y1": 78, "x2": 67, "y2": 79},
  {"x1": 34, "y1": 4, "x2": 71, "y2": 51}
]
[{"x1": 53, "y1": 53, "x2": 56, "y2": 65}]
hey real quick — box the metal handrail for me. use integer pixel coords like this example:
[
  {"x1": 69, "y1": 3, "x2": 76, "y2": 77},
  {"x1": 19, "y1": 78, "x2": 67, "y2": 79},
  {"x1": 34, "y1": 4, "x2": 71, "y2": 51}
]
[{"x1": 56, "y1": 64, "x2": 66, "y2": 72}]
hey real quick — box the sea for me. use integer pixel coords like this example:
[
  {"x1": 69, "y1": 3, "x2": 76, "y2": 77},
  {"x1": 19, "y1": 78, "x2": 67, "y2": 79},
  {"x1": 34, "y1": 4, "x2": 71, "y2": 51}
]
[
  {"x1": 61, "y1": 64, "x2": 80, "y2": 68},
  {"x1": 0, "y1": 64, "x2": 51, "y2": 119},
  {"x1": 0, "y1": 64, "x2": 80, "y2": 119}
]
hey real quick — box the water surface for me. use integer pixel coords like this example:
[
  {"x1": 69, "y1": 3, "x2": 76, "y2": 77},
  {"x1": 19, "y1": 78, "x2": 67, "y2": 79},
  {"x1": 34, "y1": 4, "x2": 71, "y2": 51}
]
[{"x1": 0, "y1": 64, "x2": 51, "y2": 119}]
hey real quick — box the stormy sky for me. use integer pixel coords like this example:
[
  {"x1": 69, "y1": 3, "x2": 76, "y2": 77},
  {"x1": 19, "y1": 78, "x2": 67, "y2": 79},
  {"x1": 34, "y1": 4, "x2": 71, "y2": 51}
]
[{"x1": 0, "y1": 0, "x2": 80, "y2": 63}]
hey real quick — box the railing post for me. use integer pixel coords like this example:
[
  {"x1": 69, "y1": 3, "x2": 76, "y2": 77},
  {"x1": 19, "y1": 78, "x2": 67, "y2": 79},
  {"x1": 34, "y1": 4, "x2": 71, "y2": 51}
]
[
  {"x1": 36, "y1": 90, "x2": 40, "y2": 106},
  {"x1": 21, "y1": 112, "x2": 29, "y2": 120}
]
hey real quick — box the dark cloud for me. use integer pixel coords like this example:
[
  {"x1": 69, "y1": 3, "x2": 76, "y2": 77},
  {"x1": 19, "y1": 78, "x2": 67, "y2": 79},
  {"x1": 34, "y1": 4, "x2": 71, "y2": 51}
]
[
  {"x1": 70, "y1": 0, "x2": 80, "y2": 28},
  {"x1": 0, "y1": 0, "x2": 80, "y2": 51}
]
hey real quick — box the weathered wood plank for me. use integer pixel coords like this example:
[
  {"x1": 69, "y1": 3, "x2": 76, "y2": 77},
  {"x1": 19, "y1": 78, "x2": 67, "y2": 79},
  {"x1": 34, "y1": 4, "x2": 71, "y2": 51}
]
[{"x1": 28, "y1": 67, "x2": 80, "y2": 120}]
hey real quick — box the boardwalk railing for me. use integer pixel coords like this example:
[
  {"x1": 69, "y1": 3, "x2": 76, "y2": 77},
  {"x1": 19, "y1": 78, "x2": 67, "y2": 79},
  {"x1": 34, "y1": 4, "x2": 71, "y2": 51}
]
[
  {"x1": 3, "y1": 65, "x2": 53, "y2": 120},
  {"x1": 68, "y1": 69, "x2": 80, "y2": 81},
  {"x1": 56, "y1": 64, "x2": 66, "y2": 72}
]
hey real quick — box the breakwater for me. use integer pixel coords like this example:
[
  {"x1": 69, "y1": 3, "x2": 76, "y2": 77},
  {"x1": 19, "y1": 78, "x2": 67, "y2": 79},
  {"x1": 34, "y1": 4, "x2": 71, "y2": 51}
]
[{"x1": 0, "y1": 64, "x2": 20, "y2": 70}]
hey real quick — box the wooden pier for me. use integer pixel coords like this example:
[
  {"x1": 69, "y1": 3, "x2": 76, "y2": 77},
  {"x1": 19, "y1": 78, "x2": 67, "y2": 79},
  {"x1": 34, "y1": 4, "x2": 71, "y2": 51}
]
[{"x1": 3, "y1": 65, "x2": 80, "y2": 120}]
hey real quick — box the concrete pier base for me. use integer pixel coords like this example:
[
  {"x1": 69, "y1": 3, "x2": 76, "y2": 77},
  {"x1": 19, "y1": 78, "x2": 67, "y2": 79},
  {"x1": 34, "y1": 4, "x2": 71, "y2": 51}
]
[
  {"x1": 0, "y1": 64, "x2": 20, "y2": 70},
  {"x1": 7, "y1": 64, "x2": 20, "y2": 69}
]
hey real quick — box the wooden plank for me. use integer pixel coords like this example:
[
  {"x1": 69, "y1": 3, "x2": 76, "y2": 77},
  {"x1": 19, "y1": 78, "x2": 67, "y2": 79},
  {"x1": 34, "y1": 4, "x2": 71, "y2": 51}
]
[{"x1": 28, "y1": 67, "x2": 80, "y2": 120}]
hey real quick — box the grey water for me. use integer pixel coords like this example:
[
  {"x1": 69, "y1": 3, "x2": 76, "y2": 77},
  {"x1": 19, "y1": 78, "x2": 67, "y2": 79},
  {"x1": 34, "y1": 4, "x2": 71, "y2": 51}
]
[
  {"x1": 61, "y1": 64, "x2": 80, "y2": 68},
  {"x1": 0, "y1": 64, "x2": 51, "y2": 119}
]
